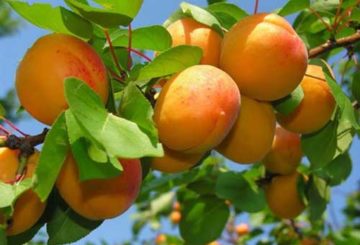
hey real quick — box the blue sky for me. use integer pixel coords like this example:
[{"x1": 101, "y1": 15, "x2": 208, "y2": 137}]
[{"x1": 0, "y1": 0, "x2": 359, "y2": 244}]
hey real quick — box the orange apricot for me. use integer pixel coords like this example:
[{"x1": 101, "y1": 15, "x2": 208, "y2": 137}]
[
  {"x1": 167, "y1": 18, "x2": 222, "y2": 66},
  {"x1": 154, "y1": 65, "x2": 240, "y2": 154},
  {"x1": 16, "y1": 33, "x2": 109, "y2": 125},
  {"x1": 170, "y1": 210, "x2": 181, "y2": 224},
  {"x1": 265, "y1": 172, "x2": 305, "y2": 219},
  {"x1": 220, "y1": 13, "x2": 308, "y2": 101},
  {"x1": 151, "y1": 146, "x2": 204, "y2": 173},
  {"x1": 155, "y1": 234, "x2": 167, "y2": 244},
  {"x1": 56, "y1": 154, "x2": 142, "y2": 220},
  {"x1": 277, "y1": 65, "x2": 336, "y2": 134},
  {"x1": 217, "y1": 96, "x2": 276, "y2": 164},
  {"x1": 262, "y1": 126, "x2": 302, "y2": 175},
  {"x1": 0, "y1": 148, "x2": 46, "y2": 236},
  {"x1": 235, "y1": 223, "x2": 250, "y2": 236}
]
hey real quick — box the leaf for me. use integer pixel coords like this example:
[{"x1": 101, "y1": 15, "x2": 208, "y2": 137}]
[
  {"x1": 352, "y1": 71, "x2": 360, "y2": 102},
  {"x1": 272, "y1": 85, "x2": 304, "y2": 115},
  {"x1": 119, "y1": 83, "x2": 158, "y2": 144},
  {"x1": 91, "y1": 0, "x2": 143, "y2": 19},
  {"x1": 0, "y1": 104, "x2": 5, "y2": 117},
  {"x1": 33, "y1": 114, "x2": 69, "y2": 202},
  {"x1": 180, "y1": 2, "x2": 223, "y2": 35},
  {"x1": 64, "y1": 0, "x2": 139, "y2": 28},
  {"x1": 64, "y1": 78, "x2": 163, "y2": 158},
  {"x1": 307, "y1": 175, "x2": 330, "y2": 221},
  {"x1": 47, "y1": 200, "x2": 102, "y2": 245},
  {"x1": 6, "y1": 1, "x2": 93, "y2": 39},
  {"x1": 215, "y1": 171, "x2": 266, "y2": 212},
  {"x1": 0, "y1": 229, "x2": 6, "y2": 245},
  {"x1": 109, "y1": 25, "x2": 172, "y2": 51},
  {"x1": 179, "y1": 195, "x2": 229, "y2": 245},
  {"x1": 0, "y1": 179, "x2": 32, "y2": 209},
  {"x1": 65, "y1": 111, "x2": 122, "y2": 181},
  {"x1": 317, "y1": 153, "x2": 352, "y2": 186},
  {"x1": 135, "y1": 45, "x2": 202, "y2": 82},
  {"x1": 207, "y1": 2, "x2": 248, "y2": 29},
  {"x1": 301, "y1": 120, "x2": 338, "y2": 170},
  {"x1": 278, "y1": 0, "x2": 310, "y2": 16}
]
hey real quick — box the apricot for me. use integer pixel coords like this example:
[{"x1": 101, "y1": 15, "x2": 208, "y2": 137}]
[
  {"x1": 277, "y1": 65, "x2": 336, "y2": 134},
  {"x1": 56, "y1": 154, "x2": 142, "y2": 220},
  {"x1": 16, "y1": 33, "x2": 109, "y2": 125},
  {"x1": 235, "y1": 223, "x2": 250, "y2": 236},
  {"x1": 0, "y1": 148, "x2": 46, "y2": 236},
  {"x1": 166, "y1": 18, "x2": 222, "y2": 66},
  {"x1": 220, "y1": 13, "x2": 308, "y2": 101},
  {"x1": 155, "y1": 234, "x2": 167, "y2": 244},
  {"x1": 262, "y1": 126, "x2": 302, "y2": 175},
  {"x1": 217, "y1": 96, "x2": 276, "y2": 164},
  {"x1": 154, "y1": 65, "x2": 240, "y2": 154},
  {"x1": 170, "y1": 210, "x2": 181, "y2": 224},
  {"x1": 151, "y1": 146, "x2": 204, "y2": 173},
  {"x1": 265, "y1": 172, "x2": 305, "y2": 219}
]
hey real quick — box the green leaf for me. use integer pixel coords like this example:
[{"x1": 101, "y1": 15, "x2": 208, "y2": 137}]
[
  {"x1": 0, "y1": 229, "x2": 6, "y2": 245},
  {"x1": 6, "y1": 1, "x2": 93, "y2": 39},
  {"x1": 301, "y1": 120, "x2": 338, "y2": 170},
  {"x1": 307, "y1": 175, "x2": 330, "y2": 221},
  {"x1": 65, "y1": 111, "x2": 122, "y2": 181},
  {"x1": 119, "y1": 83, "x2": 158, "y2": 144},
  {"x1": 33, "y1": 114, "x2": 69, "y2": 202},
  {"x1": 179, "y1": 195, "x2": 229, "y2": 245},
  {"x1": 352, "y1": 71, "x2": 360, "y2": 102},
  {"x1": 180, "y1": 2, "x2": 223, "y2": 35},
  {"x1": 47, "y1": 199, "x2": 102, "y2": 245},
  {"x1": 135, "y1": 45, "x2": 202, "y2": 82},
  {"x1": 207, "y1": 0, "x2": 226, "y2": 5},
  {"x1": 277, "y1": 0, "x2": 310, "y2": 16},
  {"x1": 0, "y1": 104, "x2": 5, "y2": 117},
  {"x1": 215, "y1": 171, "x2": 266, "y2": 212},
  {"x1": 0, "y1": 179, "x2": 32, "y2": 209},
  {"x1": 317, "y1": 153, "x2": 352, "y2": 186},
  {"x1": 64, "y1": 0, "x2": 139, "y2": 28},
  {"x1": 272, "y1": 85, "x2": 304, "y2": 115},
  {"x1": 110, "y1": 25, "x2": 172, "y2": 51},
  {"x1": 207, "y1": 2, "x2": 248, "y2": 29},
  {"x1": 64, "y1": 78, "x2": 163, "y2": 158}
]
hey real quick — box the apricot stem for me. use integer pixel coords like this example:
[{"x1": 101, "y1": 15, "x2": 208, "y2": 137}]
[
  {"x1": 254, "y1": 0, "x2": 259, "y2": 14},
  {"x1": 0, "y1": 117, "x2": 28, "y2": 137},
  {"x1": 127, "y1": 24, "x2": 133, "y2": 70},
  {"x1": 104, "y1": 29, "x2": 123, "y2": 76},
  {"x1": 128, "y1": 47, "x2": 152, "y2": 62}
]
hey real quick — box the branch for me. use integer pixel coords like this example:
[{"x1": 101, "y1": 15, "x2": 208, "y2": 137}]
[{"x1": 309, "y1": 30, "x2": 360, "y2": 58}]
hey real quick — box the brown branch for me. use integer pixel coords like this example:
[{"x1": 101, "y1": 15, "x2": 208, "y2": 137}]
[
  {"x1": 5, "y1": 128, "x2": 49, "y2": 154},
  {"x1": 309, "y1": 30, "x2": 360, "y2": 58}
]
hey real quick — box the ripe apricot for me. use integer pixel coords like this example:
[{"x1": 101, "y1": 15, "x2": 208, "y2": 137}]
[
  {"x1": 16, "y1": 33, "x2": 109, "y2": 125},
  {"x1": 220, "y1": 13, "x2": 308, "y2": 101},
  {"x1": 167, "y1": 18, "x2": 222, "y2": 66},
  {"x1": 217, "y1": 96, "x2": 276, "y2": 164},
  {"x1": 265, "y1": 172, "x2": 305, "y2": 219},
  {"x1": 56, "y1": 154, "x2": 142, "y2": 220},
  {"x1": 0, "y1": 148, "x2": 46, "y2": 236},
  {"x1": 262, "y1": 126, "x2": 302, "y2": 175},
  {"x1": 155, "y1": 234, "x2": 167, "y2": 244},
  {"x1": 170, "y1": 210, "x2": 181, "y2": 224},
  {"x1": 277, "y1": 65, "x2": 336, "y2": 134},
  {"x1": 154, "y1": 65, "x2": 240, "y2": 154},
  {"x1": 235, "y1": 223, "x2": 250, "y2": 236},
  {"x1": 151, "y1": 146, "x2": 204, "y2": 173}
]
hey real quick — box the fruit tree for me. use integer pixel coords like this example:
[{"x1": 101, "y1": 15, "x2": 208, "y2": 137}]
[{"x1": 1, "y1": 0, "x2": 360, "y2": 244}]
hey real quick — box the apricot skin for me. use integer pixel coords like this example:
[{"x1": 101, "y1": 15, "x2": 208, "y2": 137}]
[
  {"x1": 151, "y1": 146, "x2": 203, "y2": 173},
  {"x1": 154, "y1": 65, "x2": 240, "y2": 154},
  {"x1": 16, "y1": 33, "x2": 109, "y2": 125},
  {"x1": 262, "y1": 126, "x2": 302, "y2": 175},
  {"x1": 56, "y1": 155, "x2": 142, "y2": 220},
  {"x1": 277, "y1": 65, "x2": 336, "y2": 134},
  {"x1": 220, "y1": 13, "x2": 308, "y2": 101},
  {"x1": 0, "y1": 148, "x2": 46, "y2": 236},
  {"x1": 167, "y1": 18, "x2": 222, "y2": 66},
  {"x1": 217, "y1": 96, "x2": 276, "y2": 164},
  {"x1": 265, "y1": 172, "x2": 305, "y2": 219}
]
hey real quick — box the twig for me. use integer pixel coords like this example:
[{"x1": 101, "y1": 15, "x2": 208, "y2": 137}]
[
  {"x1": 104, "y1": 29, "x2": 123, "y2": 75},
  {"x1": 0, "y1": 116, "x2": 28, "y2": 136},
  {"x1": 127, "y1": 24, "x2": 132, "y2": 70},
  {"x1": 128, "y1": 47, "x2": 152, "y2": 62},
  {"x1": 309, "y1": 7, "x2": 334, "y2": 34},
  {"x1": 254, "y1": 0, "x2": 259, "y2": 14},
  {"x1": 309, "y1": 30, "x2": 360, "y2": 58},
  {"x1": 0, "y1": 124, "x2": 10, "y2": 136},
  {"x1": 289, "y1": 219, "x2": 303, "y2": 239}
]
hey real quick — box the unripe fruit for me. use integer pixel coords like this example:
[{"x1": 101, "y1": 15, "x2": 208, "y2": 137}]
[
  {"x1": 170, "y1": 210, "x2": 181, "y2": 224},
  {"x1": 154, "y1": 65, "x2": 241, "y2": 154},
  {"x1": 167, "y1": 18, "x2": 222, "y2": 66},
  {"x1": 265, "y1": 172, "x2": 305, "y2": 219},
  {"x1": 262, "y1": 126, "x2": 302, "y2": 175},
  {"x1": 16, "y1": 33, "x2": 109, "y2": 125},
  {"x1": 56, "y1": 154, "x2": 142, "y2": 220},
  {"x1": 220, "y1": 13, "x2": 308, "y2": 101},
  {"x1": 151, "y1": 146, "x2": 204, "y2": 173},
  {"x1": 277, "y1": 65, "x2": 336, "y2": 134},
  {"x1": 0, "y1": 148, "x2": 46, "y2": 236},
  {"x1": 235, "y1": 223, "x2": 250, "y2": 236},
  {"x1": 217, "y1": 96, "x2": 276, "y2": 164}
]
